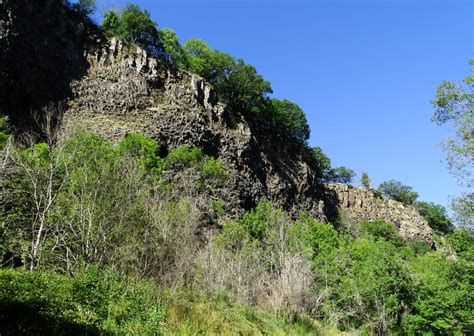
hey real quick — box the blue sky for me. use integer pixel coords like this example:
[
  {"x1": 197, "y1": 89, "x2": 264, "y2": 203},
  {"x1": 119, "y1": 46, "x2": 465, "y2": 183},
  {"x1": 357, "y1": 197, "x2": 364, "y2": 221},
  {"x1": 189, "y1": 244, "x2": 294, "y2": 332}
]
[{"x1": 94, "y1": 0, "x2": 472, "y2": 210}]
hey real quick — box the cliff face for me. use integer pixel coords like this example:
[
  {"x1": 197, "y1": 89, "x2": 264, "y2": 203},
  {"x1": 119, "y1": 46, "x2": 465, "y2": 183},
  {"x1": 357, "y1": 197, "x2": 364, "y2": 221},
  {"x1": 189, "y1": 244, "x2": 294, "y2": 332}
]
[
  {"x1": 326, "y1": 184, "x2": 434, "y2": 246},
  {"x1": 0, "y1": 0, "x2": 103, "y2": 128},
  {"x1": 61, "y1": 38, "x2": 330, "y2": 220},
  {"x1": 0, "y1": 0, "x2": 434, "y2": 245}
]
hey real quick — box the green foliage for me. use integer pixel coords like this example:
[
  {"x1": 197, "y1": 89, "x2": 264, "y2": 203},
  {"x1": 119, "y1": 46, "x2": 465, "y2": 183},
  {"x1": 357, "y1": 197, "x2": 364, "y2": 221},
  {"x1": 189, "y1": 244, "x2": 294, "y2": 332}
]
[
  {"x1": 432, "y1": 59, "x2": 473, "y2": 226},
  {"x1": 200, "y1": 158, "x2": 228, "y2": 184},
  {"x1": 360, "y1": 220, "x2": 401, "y2": 243},
  {"x1": 164, "y1": 146, "x2": 203, "y2": 170},
  {"x1": 237, "y1": 202, "x2": 277, "y2": 241},
  {"x1": 0, "y1": 268, "x2": 164, "y2": 335},
  {"x1": 71, "y1": 0, "x2": 96, "y2": 16},
  {"x1": 182, "y1": 38, "x2": 272, "y2": 115},
  {"x1": 451, "y1": 192, "x2": 474, "y2": 228},
  {"x1": 446, "y1": 227, "x2": 474, "y2": 259},
  {"x1": 1, "y1": 132, "x2": 227, "y2": 272},
  {"x1": 102, "y1": 4, "x2": 163, "y2": 56},
  {"x1": 308, "y1": 146, "x2": 332, "y2": 181},
  {"x1": 416, "y1": 201, "x2": 454, "y2": 234},
  {"x1": 116, "y1": 133, "x2": 162, "y2": 172},
  {"x1": 408, "y1": 253, "x2": 473, "y2": 334},
  {"x1": 181, "y1": 38, "x2": 313, "y2": 145},
  {"x1": 360, "y1": 172, "x2": 370, "y2": 188},
  {"x1": 0, "y1": 115, "x2": 10, "y2": 150},
  {"x1": 327, "y1": 166, "x2": 355, "y2": 184},
  {"x1": 270, "y1": 98, "x2": 310, "y2": 144},
  {"x1": 159, "y1": 28, "x2": 187, "y2": 65},
  {"x1": 378, "y1": 179, "x2": 419, "y2": 205}
]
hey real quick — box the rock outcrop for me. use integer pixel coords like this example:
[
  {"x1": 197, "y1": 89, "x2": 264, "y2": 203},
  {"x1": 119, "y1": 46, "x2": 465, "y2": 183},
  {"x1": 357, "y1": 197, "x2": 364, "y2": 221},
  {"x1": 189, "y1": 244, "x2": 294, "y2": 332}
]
[
  {"x1": 61, "y1": 38, "x2": 330, "y2": 220},
  {"x1": 0, "y1": 0, "x2": 435, "y2": 245},
  {"x1": 326, "y1": 183, "x2": 434, "y2": 246}
]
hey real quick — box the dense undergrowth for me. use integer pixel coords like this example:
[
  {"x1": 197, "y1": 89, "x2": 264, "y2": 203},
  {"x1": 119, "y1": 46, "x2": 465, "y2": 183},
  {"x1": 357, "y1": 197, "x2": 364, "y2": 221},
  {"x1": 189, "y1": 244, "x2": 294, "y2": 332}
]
[{"x1": 1, "y1": 130, "x2": 472, "y2": 335}]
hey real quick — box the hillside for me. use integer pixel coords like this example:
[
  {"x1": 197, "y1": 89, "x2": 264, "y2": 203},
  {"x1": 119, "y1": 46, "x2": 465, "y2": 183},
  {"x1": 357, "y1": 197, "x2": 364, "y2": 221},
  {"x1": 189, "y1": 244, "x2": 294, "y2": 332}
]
[
  {"x1": 0, "y1": 1, "x2": 472, "y2": 335},
  {"x1": 1, "y1": 0, "x2": 433, "y2": 244}
]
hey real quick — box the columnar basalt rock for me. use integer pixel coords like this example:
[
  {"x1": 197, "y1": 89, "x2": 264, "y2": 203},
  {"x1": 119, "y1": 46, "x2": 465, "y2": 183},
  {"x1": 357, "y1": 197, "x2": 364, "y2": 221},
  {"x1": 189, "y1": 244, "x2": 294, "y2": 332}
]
[
  {"x1": 1, "y1": 0, "x2": 435, "y2": 245},
  {"x1": 325, "y1": 183, "x2": 434, "y2": 246}
]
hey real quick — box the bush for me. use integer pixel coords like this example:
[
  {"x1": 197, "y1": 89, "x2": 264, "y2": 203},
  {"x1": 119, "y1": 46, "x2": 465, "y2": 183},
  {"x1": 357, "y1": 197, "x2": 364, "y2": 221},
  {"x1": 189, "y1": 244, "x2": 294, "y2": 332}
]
[
  {"x1": 164, "y1": 146, "x2": 203, "y2": 170},
  {"x1": 0, "y1": 115, "x2": 9, "y2": 150},
  {"x1": 200, "y1": 158, "x2": 228, "y2": 184},
  {"x1": 360, "y1": 220, "x2": 400, "y2": 242},
  {"x1": 407, "y1": 253, "x2": 473, "y2": 334},
  {"x1": 378, "y1": 179, "x2": 419, "y2": 205},
  {"x1": 116, "y1": 133, "x2": 162, "y2": 172},
  {"x1": 416, "y1": 201, "x2": 454, "y2": 234},
  {"x1": 0, "y1": 268, "x2": 164, "y2": 335}
]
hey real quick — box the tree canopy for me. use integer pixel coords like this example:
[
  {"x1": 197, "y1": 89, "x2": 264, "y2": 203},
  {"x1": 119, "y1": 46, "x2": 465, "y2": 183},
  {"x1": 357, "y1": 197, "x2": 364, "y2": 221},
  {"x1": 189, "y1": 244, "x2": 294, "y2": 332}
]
[
  {"x1": 102, "y1": 4, "x2": 163, "y2": 56},
  {"x1": 432, "y1": 59, "x2": 473, "y2": 227},
  {"x1": 378, "y1": 179, "x2": 419, "y2": 205}
]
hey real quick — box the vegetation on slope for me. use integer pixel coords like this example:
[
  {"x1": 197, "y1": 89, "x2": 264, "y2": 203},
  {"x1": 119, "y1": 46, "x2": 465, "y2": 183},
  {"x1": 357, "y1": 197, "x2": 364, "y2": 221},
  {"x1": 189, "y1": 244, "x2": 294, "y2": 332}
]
[
  {"x1": 1, "y1": 1, "x2": 472, "y2": 335},
  {"x1": 1, "y1": 131, "x2": 472, "y2": 335}
]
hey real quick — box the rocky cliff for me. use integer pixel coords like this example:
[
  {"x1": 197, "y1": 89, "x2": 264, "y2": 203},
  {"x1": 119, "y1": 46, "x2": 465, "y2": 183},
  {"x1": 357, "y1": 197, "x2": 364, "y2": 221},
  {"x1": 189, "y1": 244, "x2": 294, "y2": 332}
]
[
  {"x1": 61, "y1": 38, "x2": 329, "y2": 221},
  {"x1": 326, "y1": 183, "x2": 434, "y2": 246},
  {"x1": 0, "y1": 0, "x2": 434, "y2": 245}
]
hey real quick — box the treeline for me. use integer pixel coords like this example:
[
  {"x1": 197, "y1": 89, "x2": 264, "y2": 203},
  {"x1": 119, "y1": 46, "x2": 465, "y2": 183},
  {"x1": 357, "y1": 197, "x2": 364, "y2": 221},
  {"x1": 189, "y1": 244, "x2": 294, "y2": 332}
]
[{"x1": 1, "y1": 130, "x2": 472, "y2": 334}]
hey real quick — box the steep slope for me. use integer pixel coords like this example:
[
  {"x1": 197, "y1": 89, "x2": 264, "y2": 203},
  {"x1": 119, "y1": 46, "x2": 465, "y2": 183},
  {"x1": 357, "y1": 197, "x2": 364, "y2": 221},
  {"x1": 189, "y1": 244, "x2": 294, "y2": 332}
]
[
  {"x1": 0, "y1": 0, "x2": 434, "y2": 245},
  {"x1": 61, "y1": 38, "x2": 329, "y2": 221}
]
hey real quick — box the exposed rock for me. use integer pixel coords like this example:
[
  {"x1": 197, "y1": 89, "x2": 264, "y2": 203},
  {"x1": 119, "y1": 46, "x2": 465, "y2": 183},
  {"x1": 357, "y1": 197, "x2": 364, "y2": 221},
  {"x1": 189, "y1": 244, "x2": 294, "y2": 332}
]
[
  {"x1": 0, "y1": 0, "x2": 434, "y2": 245},
  {"x1": 61, "y1": 38, "x2": 331, "y2": 221},
  {"x1": 326, "y1": 183, "x2": 434, "y2": 246}
]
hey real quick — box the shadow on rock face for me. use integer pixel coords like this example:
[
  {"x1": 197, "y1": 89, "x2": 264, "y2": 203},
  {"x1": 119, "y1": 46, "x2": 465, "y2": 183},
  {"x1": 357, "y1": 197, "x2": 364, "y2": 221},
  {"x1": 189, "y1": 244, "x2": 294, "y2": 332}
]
[{"x1": 0, "y1": 0, "x2": 104, "y2": 138}]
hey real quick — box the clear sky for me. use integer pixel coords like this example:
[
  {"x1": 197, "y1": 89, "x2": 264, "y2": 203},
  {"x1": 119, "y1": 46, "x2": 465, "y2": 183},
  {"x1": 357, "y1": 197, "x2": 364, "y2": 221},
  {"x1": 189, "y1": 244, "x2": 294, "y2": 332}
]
[{"x1": 94, "y1": 0, "x2": 472, "y2": 210}]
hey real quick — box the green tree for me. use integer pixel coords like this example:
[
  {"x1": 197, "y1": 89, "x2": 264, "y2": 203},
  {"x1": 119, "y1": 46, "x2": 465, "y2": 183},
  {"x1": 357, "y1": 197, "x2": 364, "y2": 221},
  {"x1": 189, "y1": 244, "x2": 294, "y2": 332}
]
[
  {"x1": 102, "y1": 4, "x2": 163, "y2": 56},
  {"x1": 181, "y1": 39, "x2": 272, "y2": 115},
  {"x1": 158, "y1": 28, "x2": 187, "y2": 65},
  {"x1": 416, "y1": 201, "x2": 454, "y2": 234},
  {"x1": 432, "y1": 59, "x2": 473, "y2": 226},
  {"x1": 270, "y1": 99, "x2": 310, "y2": 144},
  {"x1": 378, "y1": 179, "x2": 419, "y2": 205},
  {"x1": 327, "y1": 166, "x2": 355, "y2": 184},
  {"x1": 71, "y1": 0, "x2": 96, "y2": 16},
  {"x1": 360, "y1": 172, "x2": 371, "y2": 189},
  {"x1": 408, "y1": 253, "x2": 473, "y2": 334},
  {"x1": 308, "y1": 146, "x2": 332, "y2": 181}
]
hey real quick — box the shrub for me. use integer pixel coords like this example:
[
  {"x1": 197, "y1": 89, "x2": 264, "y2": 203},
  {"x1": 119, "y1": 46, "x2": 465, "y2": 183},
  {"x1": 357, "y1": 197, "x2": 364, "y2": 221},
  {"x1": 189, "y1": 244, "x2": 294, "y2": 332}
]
[
  {"x1": 416, "y1": 201, "x2": 454, "y2": 234},
  {"x1": 200, "y1": 158, "x2": 229, "y2": 185},
  {"x1": 0, "y1": 268, "x2": 164, "y2": 335},
  {"x1": 360, "y1": 220, "x2": 399, "y2": 242},
  {"x1": 378, "y1": 179, "x2": 419, "y2": 205},
  {"x1": 0, "y1": 116, "x2": 9, "y2": 150},
  {"x1": 163, "y1": 146, "x2": 203, "y2": 171},
  {"x1": 116, "y1": 133, "x2": 162, "y2": 172}
]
